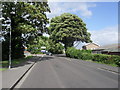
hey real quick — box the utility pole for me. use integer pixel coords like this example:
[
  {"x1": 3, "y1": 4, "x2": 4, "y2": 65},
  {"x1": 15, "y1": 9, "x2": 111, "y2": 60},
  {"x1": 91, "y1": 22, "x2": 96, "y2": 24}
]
[{"x1": 8, "y1": 20, "x2": 11, "y2": 69}]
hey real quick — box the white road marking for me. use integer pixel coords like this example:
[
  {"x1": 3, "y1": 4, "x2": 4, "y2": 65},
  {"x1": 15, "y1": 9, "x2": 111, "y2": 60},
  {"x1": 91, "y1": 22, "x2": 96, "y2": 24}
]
[
  {"x1": 59, "y1": 57, "x2": 119, "y2": 75},
  {"x1": 97, "y1": 68, "x2": 119, "y2": 75}
]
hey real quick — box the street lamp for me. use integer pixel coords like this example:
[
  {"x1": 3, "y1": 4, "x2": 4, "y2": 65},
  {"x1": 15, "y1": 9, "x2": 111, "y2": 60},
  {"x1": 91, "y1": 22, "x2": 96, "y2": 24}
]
[
  {"x1": 7, "y1": 20, "x2": 11, "y2": 69},
  {"x1": 0, "y1": 17, "x2": 11, "y2": 69},
  {"x1": 0, "y1": 17, "x2": 5, "y2": 69}
]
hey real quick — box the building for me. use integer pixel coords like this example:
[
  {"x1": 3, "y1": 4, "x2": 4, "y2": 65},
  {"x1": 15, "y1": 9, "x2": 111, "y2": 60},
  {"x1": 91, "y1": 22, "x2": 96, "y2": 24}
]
[{"x1": 82, "y1": 43, "x2": 100, "y2": 50}]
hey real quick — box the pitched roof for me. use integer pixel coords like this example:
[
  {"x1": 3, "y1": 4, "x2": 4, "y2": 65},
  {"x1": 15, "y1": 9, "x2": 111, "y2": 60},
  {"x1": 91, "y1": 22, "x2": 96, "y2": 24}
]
[{"x1": 83, "y1": 43, "x2": 100, "y2": 47}]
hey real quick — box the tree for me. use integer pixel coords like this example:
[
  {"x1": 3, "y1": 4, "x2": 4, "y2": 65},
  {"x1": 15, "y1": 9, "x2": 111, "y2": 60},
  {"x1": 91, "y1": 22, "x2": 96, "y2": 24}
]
[
  {"x1": 2, "y1": 2, "x2": 50, "y2": 60},
  {"x1": 27, "y1": 36, "x2": 64, "y2": 54},
  {"x1": 27, "y1": 36, "x2": 49, "y2": 54},
  {"x1": 49, "y1": 13, "x2": 92, "y2": 50},
  {"x1": 47, "y1": 40, "x2": 64, "y2": 54}
]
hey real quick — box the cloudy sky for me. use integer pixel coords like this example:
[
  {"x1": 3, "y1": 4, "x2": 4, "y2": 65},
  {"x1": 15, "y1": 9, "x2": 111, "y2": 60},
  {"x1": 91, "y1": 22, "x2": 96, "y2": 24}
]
[{"x1": 46, "y1": 1, "x2": 118, "y2": 48}]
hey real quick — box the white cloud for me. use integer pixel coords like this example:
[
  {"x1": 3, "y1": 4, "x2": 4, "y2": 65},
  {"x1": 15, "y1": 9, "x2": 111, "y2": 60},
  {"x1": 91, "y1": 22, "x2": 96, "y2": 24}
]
[
  {"x1": 75, "y1": 25, "x2": 118, "y2": 49},
  {"x1": 89, "y1": 25, "x2": 118, "y2": 46},
  {"x1": 46, "y1": 2, "x2": 96, "y2": 19}
]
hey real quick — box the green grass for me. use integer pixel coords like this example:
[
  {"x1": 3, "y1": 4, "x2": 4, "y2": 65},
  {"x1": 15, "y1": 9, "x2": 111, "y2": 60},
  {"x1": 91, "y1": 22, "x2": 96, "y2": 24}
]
[
  {"x1": 0, "y1": 68, "x2": 8, "y2": 71},
  {"x1": 84, "y1": 60, "x2": 117, "y2": 67},
  {"x1": 93, "y1": 61, "x2": 117, "y2": 67},
  {"x1": 0, "y1": 55, "x2": 33, "y2": 71}
]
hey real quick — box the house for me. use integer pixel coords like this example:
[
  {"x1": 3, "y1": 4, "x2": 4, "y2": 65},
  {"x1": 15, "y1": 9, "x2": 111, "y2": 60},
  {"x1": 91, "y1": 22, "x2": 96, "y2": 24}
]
[{"x1": 82, "y1": 43, "x2": 100, "y2": 50}]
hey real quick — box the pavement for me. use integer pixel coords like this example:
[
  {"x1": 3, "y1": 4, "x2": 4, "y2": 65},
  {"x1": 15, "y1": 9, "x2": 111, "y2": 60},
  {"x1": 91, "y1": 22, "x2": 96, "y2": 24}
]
[
  {"x1": 1, "y1": 54, "x2": 119, "y2": 89},
  {"x1": 1, "y1": 54, "x2": 44, "y2": 89}
]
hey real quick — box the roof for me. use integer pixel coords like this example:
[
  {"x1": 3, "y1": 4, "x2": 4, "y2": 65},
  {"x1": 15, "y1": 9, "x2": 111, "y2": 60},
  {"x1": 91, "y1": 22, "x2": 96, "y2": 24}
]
[{"x1": 83, "y1": 43, "x2": 100, "y2": 47}]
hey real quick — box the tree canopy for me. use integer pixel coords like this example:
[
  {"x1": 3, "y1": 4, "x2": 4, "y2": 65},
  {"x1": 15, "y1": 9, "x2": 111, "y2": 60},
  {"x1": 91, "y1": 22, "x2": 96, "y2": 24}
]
[
  {"x1": 49, "y1": 13, "x2": 92, "y2": 50},
  {"x1": 2, "y1": 2, "x2": 50, "y2": 60},
  {"x1": 27, "y1": 36, "x2": 64, "y2": 54}
]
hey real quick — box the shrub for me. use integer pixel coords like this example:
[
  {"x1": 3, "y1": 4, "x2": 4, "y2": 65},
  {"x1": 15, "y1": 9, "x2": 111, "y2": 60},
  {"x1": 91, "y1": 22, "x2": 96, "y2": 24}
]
[
  {"x1": 66, "y1": 47, "x2": 120, "y2": 67},
  {"x1": 92, "y1": 54, "x2": 108, "y2": 62},
  {"x1": 81, "y1": 53, "x2": 93, "y2": 60},
  {"x1": 111, "y1": 55, "x2": 120, "y2": 66},
  {"x1": 81, "y1": 49, "x2": 92, "y2": 53},
  {"x1": 92, "y1": 54, "x2": 120, "y2": 66},
  {"x1": 66, "y1": 47, "x2": 92, "y2": 60}
]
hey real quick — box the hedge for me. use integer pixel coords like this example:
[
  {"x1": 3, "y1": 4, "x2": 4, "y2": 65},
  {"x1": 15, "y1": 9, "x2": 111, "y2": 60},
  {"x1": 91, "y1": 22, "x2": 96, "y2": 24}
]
[{"x1": 66, "y1": 47, "x2": 120, "y2": 67}]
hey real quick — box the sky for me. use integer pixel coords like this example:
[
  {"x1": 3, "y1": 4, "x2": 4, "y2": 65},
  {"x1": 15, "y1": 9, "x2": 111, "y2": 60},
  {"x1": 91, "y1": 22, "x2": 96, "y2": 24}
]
[{"x1": 46, "y1": 1, "x2": 118, "y2": 49}]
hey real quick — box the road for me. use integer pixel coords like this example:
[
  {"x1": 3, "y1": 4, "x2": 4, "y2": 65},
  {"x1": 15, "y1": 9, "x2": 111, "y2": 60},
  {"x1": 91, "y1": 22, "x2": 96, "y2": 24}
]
[{"x1": 16, "y1": 55, "x2": 118, "y2": 88}]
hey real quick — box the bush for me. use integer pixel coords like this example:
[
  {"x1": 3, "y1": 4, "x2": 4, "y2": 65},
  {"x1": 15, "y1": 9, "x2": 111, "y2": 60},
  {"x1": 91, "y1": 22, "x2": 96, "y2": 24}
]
[
  {"x1": 92, "y1": 54, "x2": 120, "y2": 66},
  {"x1": 80, "y1": 53, "x2": 93, "y2": 60},
  {"x1": 111, "y1": 55, "x2": 120, "y2": 66},
  {"x1": 66, "y1": 47, "x2": 92, "y2": 60},
  {"x1": 66, "y1": 47, "x2": 120, "y2": 67},
  {"x1": 92, "y1": 54, "x2": 108, "y2": 62},
  {"x1": 66, "y1": 47, "x2": 76, "y2": 58}
]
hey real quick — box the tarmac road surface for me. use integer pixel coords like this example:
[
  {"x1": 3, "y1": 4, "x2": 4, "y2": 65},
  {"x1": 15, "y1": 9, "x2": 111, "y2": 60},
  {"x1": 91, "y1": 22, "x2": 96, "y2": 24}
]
[{"x1": 16, "y1": 55, "x2": 118, "y2": 88}]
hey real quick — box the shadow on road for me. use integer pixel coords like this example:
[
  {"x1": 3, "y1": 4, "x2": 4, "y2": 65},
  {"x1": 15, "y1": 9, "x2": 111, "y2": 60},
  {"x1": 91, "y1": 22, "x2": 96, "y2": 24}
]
[
  {"x1": 11, "y1": 56, "x2": 41, "y2": 68},
  {"x1": 40, "y1": 56, "x2": 54, "y2": 62},
  {"x1": 2, "y1": 55, "x2": 55, "y2": 69},
  {"x1": 53, "y1": 54, "x2": 66, "y2": 57}
]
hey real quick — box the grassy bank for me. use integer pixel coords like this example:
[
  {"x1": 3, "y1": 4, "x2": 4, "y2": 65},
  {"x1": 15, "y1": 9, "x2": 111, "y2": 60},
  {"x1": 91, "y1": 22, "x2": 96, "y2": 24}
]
[{"x1": 0, "y1": 56, "x2": 33, "y2": 71}]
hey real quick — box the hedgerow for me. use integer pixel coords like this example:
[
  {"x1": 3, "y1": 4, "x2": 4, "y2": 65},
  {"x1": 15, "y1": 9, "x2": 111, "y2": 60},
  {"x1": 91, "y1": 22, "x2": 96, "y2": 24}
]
[{"x1": 66, "y1": 47, "x2": 120, "y2": 67}]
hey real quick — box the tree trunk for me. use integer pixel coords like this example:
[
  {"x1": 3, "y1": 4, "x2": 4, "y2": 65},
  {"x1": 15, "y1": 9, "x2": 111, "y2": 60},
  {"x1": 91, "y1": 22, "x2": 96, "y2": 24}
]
[{"x1": 64, "y1": 42, "x2": 74, "y2": 51}]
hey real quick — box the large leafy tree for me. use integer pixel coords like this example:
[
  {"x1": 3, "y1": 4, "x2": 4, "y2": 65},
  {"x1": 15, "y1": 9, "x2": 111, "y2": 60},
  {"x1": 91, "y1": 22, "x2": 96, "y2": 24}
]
[
  {"x1": 49, "y1": 13, "x2": 92, "y2": 50},
  {"x1": 2, "y1": 2, "x2": 50, "y2": 60}
]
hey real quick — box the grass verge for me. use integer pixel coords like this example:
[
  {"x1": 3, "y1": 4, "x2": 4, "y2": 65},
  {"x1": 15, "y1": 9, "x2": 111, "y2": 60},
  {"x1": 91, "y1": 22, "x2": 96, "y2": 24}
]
[
  {"x1": 0, "y1": 56, "x2": 33, "y2": 71},
  {"x1": 84, "y1": 60, "x2": 117, "y2": 67}
]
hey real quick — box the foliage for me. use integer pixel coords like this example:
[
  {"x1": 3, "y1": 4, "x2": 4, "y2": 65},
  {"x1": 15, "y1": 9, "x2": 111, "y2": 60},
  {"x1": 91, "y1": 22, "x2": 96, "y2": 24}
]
[
  {"x1": 47, "y1": 40, "x2": 64, "y2": 54},
  {"x1": 27, "y1": 36, "x2": 64, "y2": 54},
  {"x1": 92, "y1": 54, "x2": 120, "y2": 66},
  {"x1": 66, "y1": 47, "x2": 120, "y2": 67},
  {"x1": 2, "y1": 2, "x2": 50, "y2": 60},
  {"x1": 80, "y1": 53, "x2": 93, "y2": 60},
  {"x1": 66, "y1": 47, "x2": 92, "y2": 60},
  {"x1": 49, "y1": 13, "x2": 92, "y2": 50},
  {"x1": 27, "y1": 36, "x2": 49, "y2": 54},
  {"x1": 66, "y1": 47, "x2": 78, "y2": 58}
]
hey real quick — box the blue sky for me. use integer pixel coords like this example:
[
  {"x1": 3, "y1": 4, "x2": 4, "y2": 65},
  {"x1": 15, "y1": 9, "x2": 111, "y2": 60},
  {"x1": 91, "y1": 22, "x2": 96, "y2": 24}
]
[
  {"x1": 46, "y1": 2, "x2": 118, "y2": 48},
  {"x1": 83, "y1": 2, "x2": 118, "y2": 30}
]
